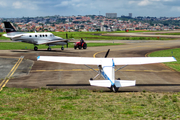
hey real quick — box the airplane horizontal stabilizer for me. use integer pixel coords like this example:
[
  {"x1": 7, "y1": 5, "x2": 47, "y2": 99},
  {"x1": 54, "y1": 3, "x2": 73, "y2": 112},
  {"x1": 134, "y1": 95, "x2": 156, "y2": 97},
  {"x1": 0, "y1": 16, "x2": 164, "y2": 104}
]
[
  {"x1": 3, "y1": 34, "x2": 23, "y2": 38},
  {"x1": 115, "y1": 80, "x2": 136, "y2": 87},
  {"x1": 89, "y1": 80, "x2": 111, "y2": 87}
]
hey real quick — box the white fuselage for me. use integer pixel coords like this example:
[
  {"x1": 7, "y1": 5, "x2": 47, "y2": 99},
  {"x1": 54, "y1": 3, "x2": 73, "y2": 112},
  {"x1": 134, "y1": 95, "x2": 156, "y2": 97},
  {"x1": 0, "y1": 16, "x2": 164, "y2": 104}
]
[
  {"x1": 5, "y1": 32, "x2": 65, "y2": 45},
  {"x1": 100, "y1": 59, "x2": 115, "y2": 86}
]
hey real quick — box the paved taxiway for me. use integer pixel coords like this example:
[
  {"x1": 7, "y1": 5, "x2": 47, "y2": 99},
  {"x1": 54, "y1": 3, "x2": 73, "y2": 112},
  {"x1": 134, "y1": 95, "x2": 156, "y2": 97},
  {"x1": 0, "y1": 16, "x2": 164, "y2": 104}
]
[
  {"x1": 1, "y1": 40, "x2": 180, "y2": 92},
  {"x1": 103, "y1": 31, "x2": 180, "y2": 38}
]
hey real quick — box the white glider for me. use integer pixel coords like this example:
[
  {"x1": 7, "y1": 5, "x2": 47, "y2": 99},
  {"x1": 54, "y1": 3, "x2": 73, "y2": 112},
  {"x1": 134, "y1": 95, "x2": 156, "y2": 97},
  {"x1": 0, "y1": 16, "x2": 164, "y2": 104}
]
[{"x1": 37, "y1": 50, "x2": 176, "y2": 92}]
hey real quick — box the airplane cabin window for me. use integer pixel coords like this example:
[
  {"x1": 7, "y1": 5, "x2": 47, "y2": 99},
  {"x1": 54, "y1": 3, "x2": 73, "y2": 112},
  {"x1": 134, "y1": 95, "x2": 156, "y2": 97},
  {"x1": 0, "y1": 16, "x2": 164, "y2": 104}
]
[
  {"x1": 40, "y1": 35, "x2": 42, "y2": 37},
  {"x1": 29, "y1": 35, "x2": 32, "y2": 37},
  {"x1": 45, "y1": 34, "x2": 47, "y2": 37},
  {"x1": 43, "y1": 35, "x2": 44, "y2": 37},
  {"x1": 35, "y1": 35, "x2": 37, "y2": 37}
]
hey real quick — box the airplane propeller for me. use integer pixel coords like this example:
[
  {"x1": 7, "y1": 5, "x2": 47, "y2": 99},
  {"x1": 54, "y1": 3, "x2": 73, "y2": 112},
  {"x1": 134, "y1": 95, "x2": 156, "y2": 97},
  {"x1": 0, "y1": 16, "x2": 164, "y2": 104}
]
[{"x1": 105, "y1": 49, "x2": 110, "y2": 58}]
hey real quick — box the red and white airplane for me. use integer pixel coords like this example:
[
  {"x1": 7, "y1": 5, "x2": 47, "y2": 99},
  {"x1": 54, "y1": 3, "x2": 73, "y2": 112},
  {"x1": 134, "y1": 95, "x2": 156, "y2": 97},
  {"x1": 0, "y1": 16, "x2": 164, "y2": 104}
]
[{"x1": 3, "y1": 22, "x2": 69, "y2": 51}]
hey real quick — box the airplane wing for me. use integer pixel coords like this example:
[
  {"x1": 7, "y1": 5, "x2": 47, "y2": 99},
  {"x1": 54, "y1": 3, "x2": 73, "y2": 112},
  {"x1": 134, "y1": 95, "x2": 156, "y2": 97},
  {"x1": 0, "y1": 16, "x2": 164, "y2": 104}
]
[
  {"x1": 36, "y1": 39, "x2": 68, "y2": 45},
  {"x1": 37, "y1": 56, "x2": 176, "y2": 65},
  {"x1": 37, "y1": 56, "x2": 103, "y2": 65},
  {"x1": 113, "y1": 57, "x2": 176, "y2": 65}
]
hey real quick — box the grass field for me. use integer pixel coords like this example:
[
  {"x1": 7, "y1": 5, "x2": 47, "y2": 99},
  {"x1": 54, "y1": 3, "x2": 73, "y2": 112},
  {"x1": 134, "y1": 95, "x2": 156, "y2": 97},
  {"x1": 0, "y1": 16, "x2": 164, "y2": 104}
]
[
  {"x1": 0, "y1": 42, "x2": 124, "y2": 50},
  {"x1": 148, "y1": 48, "x2": 180, "y2": 71},
  {"x1": 0, "y1": 87, "x2": 180, "y2": 120},
  {"x1": 0, "y1": 31, "x2": 172, "y2": 40}
]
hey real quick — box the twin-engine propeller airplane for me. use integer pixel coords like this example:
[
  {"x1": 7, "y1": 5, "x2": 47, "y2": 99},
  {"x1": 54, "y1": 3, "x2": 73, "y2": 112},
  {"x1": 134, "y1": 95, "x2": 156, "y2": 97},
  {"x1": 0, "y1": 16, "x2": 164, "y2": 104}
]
[
  {"x1": 3, "y1": 22, "x2": 69, "y2": 51},
  {"x1": 37, "y1": 49, "x2": 176, "y2": 92}
]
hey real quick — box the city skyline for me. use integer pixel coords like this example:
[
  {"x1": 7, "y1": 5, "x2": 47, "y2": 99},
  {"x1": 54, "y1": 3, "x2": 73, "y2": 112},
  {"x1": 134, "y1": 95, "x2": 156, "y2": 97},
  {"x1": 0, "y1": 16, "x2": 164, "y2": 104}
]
[{"x1": 1, "y1": 0, "x2": 180, "y2": 18}]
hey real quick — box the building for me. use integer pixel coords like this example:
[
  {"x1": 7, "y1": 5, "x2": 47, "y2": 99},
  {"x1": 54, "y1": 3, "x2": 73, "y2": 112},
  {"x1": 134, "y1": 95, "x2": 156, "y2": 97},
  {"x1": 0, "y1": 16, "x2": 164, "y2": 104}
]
[
  {"x1": 129, "y1": 13, "x2": 132, "y2": 18},
  {"x1": 106, "y1": 13, "x2": 117, "y2": 18}
]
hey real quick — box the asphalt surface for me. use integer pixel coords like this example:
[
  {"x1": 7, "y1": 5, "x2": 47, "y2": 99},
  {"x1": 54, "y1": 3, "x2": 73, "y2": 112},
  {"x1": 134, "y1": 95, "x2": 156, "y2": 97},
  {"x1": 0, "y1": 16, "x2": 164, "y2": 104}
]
[
  {"x1": 103, "y1": 31, "x2": 180, "y2": 38},
  {"x1": 1, "y1": 40, "x2": 180, "y2": 92},
  {"x1": 0, "y1": 57, "x2": 33, "y2": 80}
]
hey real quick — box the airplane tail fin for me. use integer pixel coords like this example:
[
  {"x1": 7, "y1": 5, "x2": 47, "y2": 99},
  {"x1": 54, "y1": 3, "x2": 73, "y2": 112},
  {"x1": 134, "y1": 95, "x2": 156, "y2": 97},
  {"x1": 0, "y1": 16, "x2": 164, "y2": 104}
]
[{"x1": 3, "y1": 22, "x2": 16, "y2": 33}]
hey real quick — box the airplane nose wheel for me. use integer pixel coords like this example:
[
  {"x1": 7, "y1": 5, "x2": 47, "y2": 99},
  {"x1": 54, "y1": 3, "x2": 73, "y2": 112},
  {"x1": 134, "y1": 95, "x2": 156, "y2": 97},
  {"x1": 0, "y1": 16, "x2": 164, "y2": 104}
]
[
  {"x1": 47, "y1": 47, "x2": 51, "y2": 51},
  {"x1": 61, "y1": 47, "x2": 64, "y2": 50},
  {"x1": 34, "y1": 46, "x2": 38, "y2": 51}
]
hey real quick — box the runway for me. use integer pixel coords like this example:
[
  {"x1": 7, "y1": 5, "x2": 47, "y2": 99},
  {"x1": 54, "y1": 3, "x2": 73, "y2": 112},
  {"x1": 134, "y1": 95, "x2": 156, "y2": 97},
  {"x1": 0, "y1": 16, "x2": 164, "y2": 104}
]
[
  {"x1": 103, "y1": 31, "x2": 180, "y2": 38},
  {"x1": 1, "y1": 40, "x2": 180, "y2": 92}
]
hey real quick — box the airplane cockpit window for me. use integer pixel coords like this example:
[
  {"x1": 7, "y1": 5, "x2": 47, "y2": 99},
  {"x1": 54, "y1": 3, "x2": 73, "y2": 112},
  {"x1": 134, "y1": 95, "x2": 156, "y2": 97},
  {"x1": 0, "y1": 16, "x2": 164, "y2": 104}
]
[{"x1": 50, "y1": 34, "x2": 53, "y2": 37}]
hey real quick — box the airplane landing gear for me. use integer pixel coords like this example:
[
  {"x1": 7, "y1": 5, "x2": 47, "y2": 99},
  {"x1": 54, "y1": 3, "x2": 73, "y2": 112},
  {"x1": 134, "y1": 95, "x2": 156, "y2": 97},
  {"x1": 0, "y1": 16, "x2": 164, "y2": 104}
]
[
  {"x1": 47, "y1": 47, "x2": 51, "y2": 51},
  {"x1": 61, "y1": 47, "x2": 64, "y2": 50},
  {"x1": 34, "y1": 46, "x2": 38, "y2": 51},
  {"x1": 111, "y1": 85, "x2": 119, "y2": 93}
]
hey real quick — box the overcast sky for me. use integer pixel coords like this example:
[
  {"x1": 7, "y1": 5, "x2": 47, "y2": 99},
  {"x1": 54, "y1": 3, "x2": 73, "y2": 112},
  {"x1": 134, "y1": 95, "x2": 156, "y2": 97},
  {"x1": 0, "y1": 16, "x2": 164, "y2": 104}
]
[{"x1": 0, "y1": 0, "x2": 180, "y2": 18}]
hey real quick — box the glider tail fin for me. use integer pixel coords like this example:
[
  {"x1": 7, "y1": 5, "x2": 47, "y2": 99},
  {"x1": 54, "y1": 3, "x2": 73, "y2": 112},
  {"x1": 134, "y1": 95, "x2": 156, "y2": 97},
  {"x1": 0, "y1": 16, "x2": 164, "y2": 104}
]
[{"x1": 3, "y1": 22, "x2": 16, "y2": 33}]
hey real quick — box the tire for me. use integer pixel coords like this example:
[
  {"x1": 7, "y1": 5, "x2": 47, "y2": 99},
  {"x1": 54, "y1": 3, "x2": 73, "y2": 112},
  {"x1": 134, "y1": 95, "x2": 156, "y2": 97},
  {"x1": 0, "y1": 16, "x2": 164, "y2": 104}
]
[
  {"x1": 34, "y1": 46, "x2": 38, "y2": 51},
  {"x1": 111, "y1": 86, "x2": 119, "y2": 93},
  {"x1": 78, "y1": 45, "x2": 82, "y2": 49},
  {"x1": 61, "y1": 47, "x2": 64, "y2": 50},
  {"x1": 83, "y1": 43, "x2": 87, "y2": 49},
  {"x1": 47, "y1": 48, "x2": 51, "y2": 51},
  {"x1": 74, "y1": 46, "x2": 77, "y2": 49}
]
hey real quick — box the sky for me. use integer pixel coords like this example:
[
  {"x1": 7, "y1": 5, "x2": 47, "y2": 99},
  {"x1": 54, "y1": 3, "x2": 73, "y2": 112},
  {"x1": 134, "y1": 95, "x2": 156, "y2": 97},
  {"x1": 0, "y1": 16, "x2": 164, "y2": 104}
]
[{"x1": 0, "y1": 0, "x2": 180, "y2": 18}]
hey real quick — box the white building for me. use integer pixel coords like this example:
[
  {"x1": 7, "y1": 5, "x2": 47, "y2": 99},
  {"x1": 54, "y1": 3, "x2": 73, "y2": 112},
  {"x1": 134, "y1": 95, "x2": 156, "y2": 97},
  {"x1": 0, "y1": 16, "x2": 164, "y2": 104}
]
[{"x1": 106, "y1": 13, "x2": 117, "y2": 18}]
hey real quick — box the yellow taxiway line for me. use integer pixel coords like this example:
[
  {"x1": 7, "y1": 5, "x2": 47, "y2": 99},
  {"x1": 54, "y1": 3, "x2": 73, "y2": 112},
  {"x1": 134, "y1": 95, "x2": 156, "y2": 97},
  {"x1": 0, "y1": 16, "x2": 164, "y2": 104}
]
[{"x1": 0, "y1": 56, "x2": 24, "y2": 91}]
